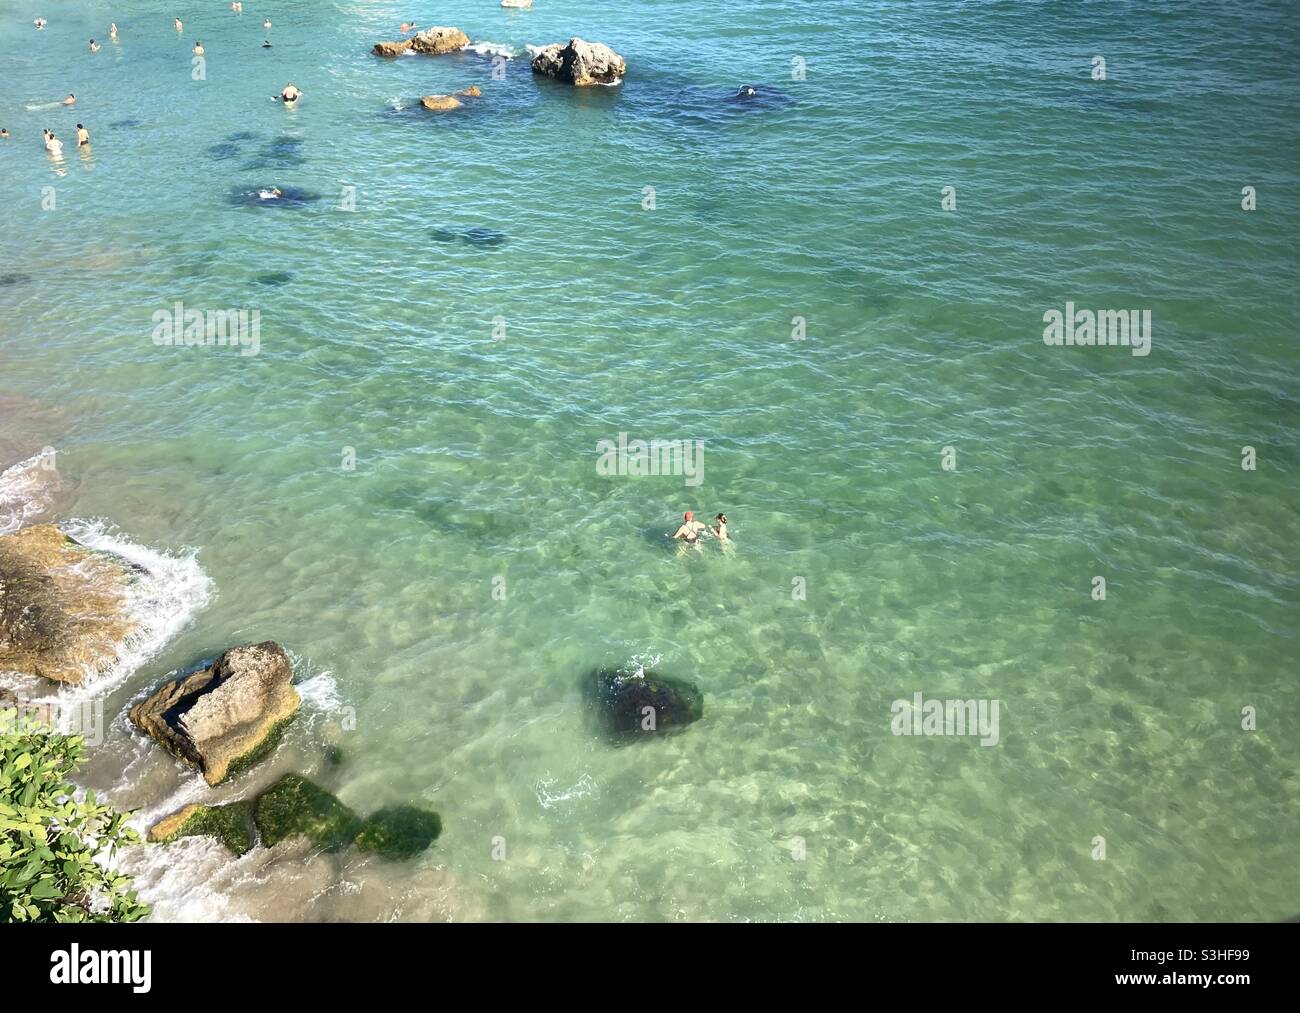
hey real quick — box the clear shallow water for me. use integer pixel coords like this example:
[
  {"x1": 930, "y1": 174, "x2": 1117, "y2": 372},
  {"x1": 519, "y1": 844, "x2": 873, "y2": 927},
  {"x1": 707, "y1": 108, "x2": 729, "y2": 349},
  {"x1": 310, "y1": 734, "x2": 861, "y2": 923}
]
[{"x1": 1, "y1": 0, "x2": 1298, "y2": 921}]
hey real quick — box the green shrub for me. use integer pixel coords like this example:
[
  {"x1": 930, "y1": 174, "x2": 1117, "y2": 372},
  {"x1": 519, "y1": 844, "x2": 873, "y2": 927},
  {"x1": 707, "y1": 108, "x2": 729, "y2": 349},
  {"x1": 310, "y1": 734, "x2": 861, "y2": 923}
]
[{"x1": 0, "y1": 709, "x2": 150, "y2": 923}]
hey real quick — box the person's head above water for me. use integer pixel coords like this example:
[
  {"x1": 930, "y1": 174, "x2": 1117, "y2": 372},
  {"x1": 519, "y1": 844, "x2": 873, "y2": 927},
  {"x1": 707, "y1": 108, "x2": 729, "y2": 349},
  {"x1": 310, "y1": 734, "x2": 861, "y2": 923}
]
[
  {"x1": 716, "y1": 513, "x2": 726, "y2": 523},
  {"x1": 684, "y1": 511, "x2": 693, "y2": 521}
]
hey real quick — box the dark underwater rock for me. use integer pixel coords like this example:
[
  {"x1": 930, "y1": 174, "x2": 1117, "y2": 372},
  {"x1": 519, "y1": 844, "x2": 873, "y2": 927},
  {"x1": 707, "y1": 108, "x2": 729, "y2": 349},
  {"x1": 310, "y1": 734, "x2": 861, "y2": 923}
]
[
  {"x1": 585, "y1": 666, "x2": 704, "y2": 738},
  {"x1": 254, "y1": 271, "x2": 294, "y2": 286},
  {"x1": 206, "y1": 142, "x2": 241, "y2": 161},
  {"x1": 462, "y1": 227, "x2": 505, "y2": 247},
  {"x1": 354, "y1": 805, "x2": 442, "y2": 860}
]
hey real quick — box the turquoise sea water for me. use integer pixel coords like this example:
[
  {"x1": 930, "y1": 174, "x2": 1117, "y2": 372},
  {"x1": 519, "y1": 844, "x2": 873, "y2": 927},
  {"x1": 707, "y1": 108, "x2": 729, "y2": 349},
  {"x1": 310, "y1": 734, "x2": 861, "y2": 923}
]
[{"x1": 1, "y1": 1, "x2": 1297, "y2": 921}]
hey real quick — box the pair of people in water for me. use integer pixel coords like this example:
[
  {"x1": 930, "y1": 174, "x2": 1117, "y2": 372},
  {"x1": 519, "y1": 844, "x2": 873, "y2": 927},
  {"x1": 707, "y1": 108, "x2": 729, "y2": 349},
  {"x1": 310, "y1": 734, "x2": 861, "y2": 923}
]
[{"x1": 672, "y1": 511, "x2": 729, "y2": 545}]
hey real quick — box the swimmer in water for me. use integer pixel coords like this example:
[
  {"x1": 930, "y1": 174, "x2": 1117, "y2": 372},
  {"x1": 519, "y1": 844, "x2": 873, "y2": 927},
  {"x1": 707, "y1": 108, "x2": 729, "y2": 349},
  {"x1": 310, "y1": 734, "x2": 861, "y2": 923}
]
[
  {"x1": 0, "y1": 129, "x2": 8, "y2": 140},
  {"x1": 709, "y1": 513, "x2": 729, "y2": 541},
  {"x1": 35, "y1": 19, "x2": 46, "y2": 30},
  {"x1": 401, "y1": 23, "x2": 418, "y2": 34},
  {"x1": 174, "y1": 18, "x2": 183, "y2": 32},
  {"x1": 76, "y1": 123, "x2": 89, "y2": 146},
  {"x1": 90, "y1": 39, "x2": 101, "y2": 53},
  {"x1": 193, "y1": 41, "x2": 204, "y2": 55},
  {"x1": 232, "y1": 2, "x2": 242, "y2": 12},
  {"x1": 672, "y1": 511, "x2": 707, "y2": 545},
  {"x1": 62, "y1": 94, "x2": 76, "y2": 106},
  {"x1": 263, "y1": 18, "x2": 272, "y2": 30},
  {"x1": 45, "y1": 131, "x2": 63, "y2": 156},
  {"x1": 258, "y1": 187, "x2": 285, "y2": 200},
  {"x1": 279, "y1": 84, "x2": 302, "y2": 103},
  {"x1": 110, "y1": 23, "x2": 118, "y2": 39}
]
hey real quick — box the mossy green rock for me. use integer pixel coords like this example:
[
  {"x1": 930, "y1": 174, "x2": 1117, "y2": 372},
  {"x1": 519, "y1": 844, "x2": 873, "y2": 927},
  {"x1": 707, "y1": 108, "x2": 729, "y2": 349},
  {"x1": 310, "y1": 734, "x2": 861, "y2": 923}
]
[
  {"x1": 354, "y1": 805, "x2": 442, "y2": 860},
  {"x1": 585, "y1": 666, "x2": 704, "y2": 737},
  {"x1": 149, "y1": 800, "x2": 254, "y2": 856},
  {"x1": 253, "y1": 774, "x2": 361, "y2": 851}
]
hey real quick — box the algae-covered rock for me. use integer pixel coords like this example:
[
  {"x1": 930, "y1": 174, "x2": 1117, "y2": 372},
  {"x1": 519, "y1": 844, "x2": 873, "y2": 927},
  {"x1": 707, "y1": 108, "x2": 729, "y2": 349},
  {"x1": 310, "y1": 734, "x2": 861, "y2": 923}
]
[
  {"x1": 149, "y1": 800, "x2": 254, "y2": 856},
  {"x1": 253, "y1": 773, "x2": 361, "y2": 851},
  {"x1": 585, "y1": 666, "x2": 704, "y2": 737},
  {"x1": 354, "y1": 805, "x2": 442, "y2": 860},
  {"x1": 129, "y1": 642, "x2": 300, "y2": 786},
  {"x1": 0, "y1": 524, "x2": 138, "y2": 684}
]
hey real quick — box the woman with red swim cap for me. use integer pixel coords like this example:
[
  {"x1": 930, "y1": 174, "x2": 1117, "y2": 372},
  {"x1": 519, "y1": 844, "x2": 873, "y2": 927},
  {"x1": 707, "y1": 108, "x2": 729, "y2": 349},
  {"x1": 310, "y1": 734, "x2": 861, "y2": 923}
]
[{"x1": 672, "y1": 510, "x2": 707, "y2": 545}]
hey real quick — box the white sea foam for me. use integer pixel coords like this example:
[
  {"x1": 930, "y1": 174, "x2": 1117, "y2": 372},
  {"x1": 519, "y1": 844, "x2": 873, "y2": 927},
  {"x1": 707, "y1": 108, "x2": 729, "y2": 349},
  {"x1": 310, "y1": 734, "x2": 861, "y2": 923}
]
[
  {"x1": 467, "y1": 41, "x2": 517, "y2": 58},
  {"x1": 0, "y1": 451, "x2": 56, "y2": 535},
  {"x1": 15, "y1": 520, "x2": 213, "y2": 709},
  {"x1": 536, "y1": 773, "x2": 596, "y2": 810}
]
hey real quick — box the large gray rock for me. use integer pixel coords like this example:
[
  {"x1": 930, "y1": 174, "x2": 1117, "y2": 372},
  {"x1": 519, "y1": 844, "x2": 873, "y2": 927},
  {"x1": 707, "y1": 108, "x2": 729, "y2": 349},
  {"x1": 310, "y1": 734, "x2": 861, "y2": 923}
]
[
  {"x1": 129, "y1": 641, "x2": 300, "y2": 786},
  {"x1": 531, "y1": 38, "x2": 626, "y2": 86}
]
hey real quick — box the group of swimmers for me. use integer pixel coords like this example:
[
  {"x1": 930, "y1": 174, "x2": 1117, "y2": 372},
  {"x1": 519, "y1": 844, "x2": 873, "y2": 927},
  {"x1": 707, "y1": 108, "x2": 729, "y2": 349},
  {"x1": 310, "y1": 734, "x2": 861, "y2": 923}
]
[
  {"x1": 672, "y1": 511, "x2": 730, "y2": 546},
  {"x1": 12, "y1": 11, "x2": 301, "y2": 157},
  {"x1": 37, "y1": 123, "x2": 90, "y2": 156}
]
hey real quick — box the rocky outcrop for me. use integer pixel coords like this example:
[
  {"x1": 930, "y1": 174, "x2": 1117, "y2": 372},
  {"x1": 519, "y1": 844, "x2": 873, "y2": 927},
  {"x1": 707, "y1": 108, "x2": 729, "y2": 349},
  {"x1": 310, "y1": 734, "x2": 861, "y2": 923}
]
[
  {"x1": 148, "y1": 800, "x2": 254, "y2": 856},
  {"x1": 0, "y1": 524, "x2": 136, "y2": 684},
  {"x1": 531, "y1": 38, "x2": 626, "y2": 86},
  {"x1": 373, "y1": 39, "x2": 413, "y2": 57},
  {"x1": 585, "y1": 666, "x2": 704, "y2": 737},
  {"x1": 374, "y1": 27, "x2": 468, "y2": 57},
  {"x1": 411, "y1": 26, "x2": 470, "y2": 54},
  {"x1": 129, "y1": 641, "x2": 300, "y2": 786},
  {"x1": 420, "y1": 86, "x2": 482, "y2": 111}
]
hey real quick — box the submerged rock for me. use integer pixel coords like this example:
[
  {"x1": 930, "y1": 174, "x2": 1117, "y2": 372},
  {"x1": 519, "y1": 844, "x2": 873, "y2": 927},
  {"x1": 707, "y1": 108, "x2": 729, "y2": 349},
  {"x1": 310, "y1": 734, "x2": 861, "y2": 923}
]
[
  {"x1": 462, "y1": 226, "x2": 505, "y2": 246},
  {"x1": 585, "y1": 666, "x2": 704, "y2": 737},
  {"x1": 531, "y1": 38, "x2": 626, "y2": 86},
  {"x1": 421, "y1": 94, "x2": 463, "y2": 112},
  {"x1": 129, "y1": 641, "x2": 300, "y2": 786},
  {"x1": 420, "y1": 86, "x2": 482, "y2": 112},
  {"x1": 253, "y1": 773, "x2": 361, "y2": 851},
  {"x1": 354, "y1": 805, "x2": 442, "y2": 860},
  {"x1": 0, "y1": 524, "x2": 137, "y2": 685},
  {"x1": 149, "y1": 800, "x2": 254, "y2": 856}
]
